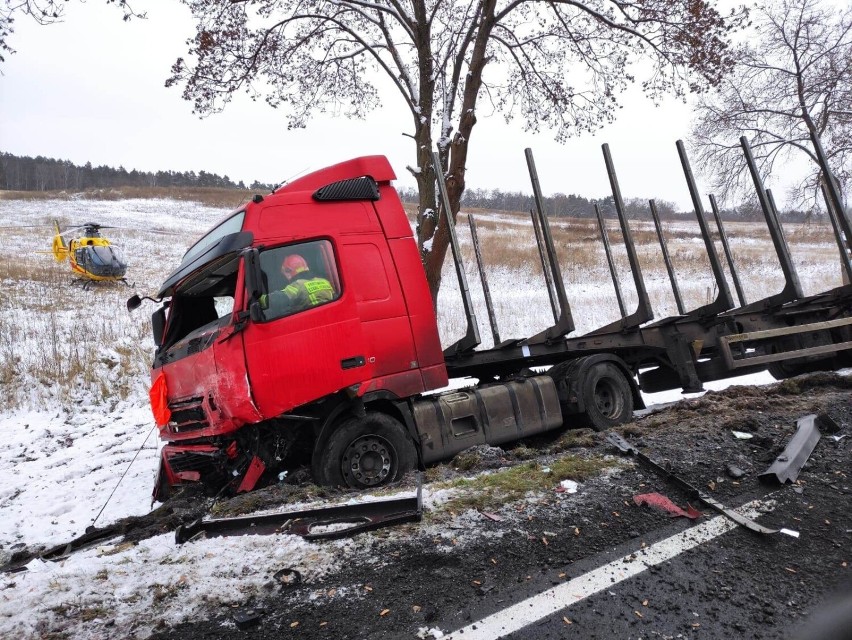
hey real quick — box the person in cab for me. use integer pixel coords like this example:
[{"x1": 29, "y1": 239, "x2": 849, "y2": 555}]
[{"x1": 260, "y1": 253, "x2": 334, "y2": 315}]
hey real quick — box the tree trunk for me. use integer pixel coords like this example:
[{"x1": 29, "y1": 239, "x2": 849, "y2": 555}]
[{"x1": 420, "y1": 0, "x2": 496, "y2": 305}]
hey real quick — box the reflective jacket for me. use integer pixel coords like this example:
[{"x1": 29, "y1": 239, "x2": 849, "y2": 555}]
[{"x1": 261, "y1": 270, "x2": 334, "y2": 315}]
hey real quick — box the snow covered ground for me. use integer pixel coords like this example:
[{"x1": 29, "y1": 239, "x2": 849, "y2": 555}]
[{"x1": 0, "y1": 195, "x2": 846, "y2": 638}]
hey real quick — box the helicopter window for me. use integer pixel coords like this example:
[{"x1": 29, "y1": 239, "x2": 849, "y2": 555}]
[
  {"x1": 182, "y1": 211, "x2": 246, "y2": 265},
  {"x1": 256, "y1": 239, "x2": 341, "y2": 322},
  {"x1": 89, "y1": 246, "x2": 118, "y2": 266}
]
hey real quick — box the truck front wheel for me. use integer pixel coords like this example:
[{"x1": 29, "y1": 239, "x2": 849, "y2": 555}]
[
  {"x1": 316, "y1": 413, "x2": 416, "y2": 489},
  {"x1": 582, "y1": 362, "x2": 633, "y2": 430}
]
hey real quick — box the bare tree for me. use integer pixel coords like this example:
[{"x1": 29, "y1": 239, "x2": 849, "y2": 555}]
[
  {"x1": 691, "y1": 0, "x2": 852, "y2": 208},
  {"x1": 169, "y1": 0, "x2": 737, "y2": 299},
  {"x1": 1, "y1": 1, "x2": 144, "y2": 64}
]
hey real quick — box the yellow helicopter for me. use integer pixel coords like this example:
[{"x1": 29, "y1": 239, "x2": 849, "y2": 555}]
[{"x1": 51, "y1": 220, "x2": 129, "y2": 286}]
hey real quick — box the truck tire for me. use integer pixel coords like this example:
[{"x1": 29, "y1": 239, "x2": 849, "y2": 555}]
[
  {"x1": 582, "y1": 362, "x2": 633, "y2": 431},
  {"x1": 316, "y1": 413, "x2": 416, "y2": 489}
]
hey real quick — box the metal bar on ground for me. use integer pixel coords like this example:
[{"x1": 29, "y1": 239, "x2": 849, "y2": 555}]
[
  {"x1": 708, "y1": 194, "x2": 746, "y2": 307},
  {"x1": 820, "y1": 181, "x2": 852, "y2": 284},
  {"x1": 676, "y1": 140, "x2": 734, "y2": 316},
  {"x1": 530, "y1": 209, "x2": 560, "y2": 324},
  {"x1": 649, "y1": 199, "x2": 686, "y2": 315},
  {"x1": 758, "y1": 414, "x2": 823, "y2": 484},
  {"x1": 523, "y1": 148, "x2": 575, "y2": 343},
  {"x1": 432, "y1": 151, "x2": 481, "y2": 355},
  {"x1": 594, "y1": 203, "x2": 627, "y2": 318},
  {"x1": 467, "y1": 214, "x2": 500, "y2": 346},
  {"x1": 176, "y1": 476, "x2": 424, "y2": 543}
]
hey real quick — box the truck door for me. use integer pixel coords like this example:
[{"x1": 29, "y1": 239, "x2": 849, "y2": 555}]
[{"x1": 241, "y1": 238, "x2": 371, "y2": 417}]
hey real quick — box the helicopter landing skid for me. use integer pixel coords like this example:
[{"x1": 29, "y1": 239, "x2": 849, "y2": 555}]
[{"x1": 72, "y1": 277, "x2": 134, "y2": 291}]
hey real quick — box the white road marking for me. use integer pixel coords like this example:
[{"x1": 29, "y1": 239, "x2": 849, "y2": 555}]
[{"x1": 445, "y1": 499, "x2": 773, "y2": 639}]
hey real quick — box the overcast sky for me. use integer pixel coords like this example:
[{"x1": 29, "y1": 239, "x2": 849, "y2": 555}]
[{"x1": 0, "y1": 2, "x2": 802, "y2": 209}]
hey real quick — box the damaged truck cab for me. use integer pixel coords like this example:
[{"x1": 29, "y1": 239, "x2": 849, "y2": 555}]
[{"x1": 149, "y1": 157, "x2": 455, "y2": 499}]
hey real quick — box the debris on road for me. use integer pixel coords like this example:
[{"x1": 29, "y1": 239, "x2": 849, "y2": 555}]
[
  {"x1": 175, "y1": 475, "x2": 423, "y2": 544},
  {"x1": 726, "y1": 464, "x2": 746, "y2": 479},
  {"x1": 556, "y1": 479, "x2": 579, "y2": 493},
  {"x1": 233, "y1": 607, "x2": 263, "y2": 630},
  {"x1": 759, "y1": 414, "x2": 830, "y2": 484},
  {"x1": 273, "y1": 568, "x2": 302, "y2": 588},
  {"x1": 633, "y1": 492, "x2": 702, "y2": 519},
  {"x1": 732, "y1": 431, "x2": 754, "y2": 440},
  {"x1": 606, "y1": 432, "x2": 797, "y2": 536},
  {"x1": 479, "y1": 511, "x2": 503, "y2": 522}
]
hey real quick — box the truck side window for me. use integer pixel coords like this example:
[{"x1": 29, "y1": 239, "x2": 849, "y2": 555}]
[{"x1": 258, "y1": 239, "x2": 341, "y2": 321}]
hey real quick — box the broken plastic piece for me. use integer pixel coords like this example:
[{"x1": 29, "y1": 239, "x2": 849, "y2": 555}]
[
  {"x1": 233, "y1": 608, "x2": 263, "y2": 630},
  {"x1": 732, "y1": 431, "x2": 753, "y2": 440},
  {"x1": 556, "y1": 479, "x2": 579, "y2": 494},
  {"x1": 634, "y1": 492, "x2": 701, "y2": 519},
  {"x1": 759, "y1": 414, "x2": 823, "y2": 484}
]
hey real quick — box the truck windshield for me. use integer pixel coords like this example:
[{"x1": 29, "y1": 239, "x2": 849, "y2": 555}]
[
  {"x1": 182, "y1": 210, "x2": 246, "y2": 266},
  {"x1": 159, "y1": 251, "x2": 242, "y2": 355}
]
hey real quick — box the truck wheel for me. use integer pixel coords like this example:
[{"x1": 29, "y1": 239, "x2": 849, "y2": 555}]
[
  {"x1": 317, "y1": 413, "x2": 416, "y2": 489},
  {"x1": 582, "y1": 362, "x2": 633, "y2": 431}
]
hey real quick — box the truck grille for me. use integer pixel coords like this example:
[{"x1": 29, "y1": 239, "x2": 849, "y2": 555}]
[
  {"x1": 168, "y1": 451, "x2": 221, "y2": 473},
  {"x1": 168, "y1": 397, "x2": 209, "y2": 432}
]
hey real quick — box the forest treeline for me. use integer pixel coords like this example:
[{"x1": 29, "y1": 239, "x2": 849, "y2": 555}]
[
  {"x1": 401, "y1": 187, "x2": 818, "y2": 222},
  {"x1": 0, "y1": 151, "x2": 820, "y2": 222},
  {"x1": 0, "y1": 152, "x2": 276, "y2": 193}
]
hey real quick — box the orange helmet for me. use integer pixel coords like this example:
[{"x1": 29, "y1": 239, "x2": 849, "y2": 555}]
[{"x1": 281, "y1": 254, "x2": 309, "y2": 279}]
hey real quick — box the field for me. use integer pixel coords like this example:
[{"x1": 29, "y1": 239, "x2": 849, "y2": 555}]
[
  {"x1": 0, "y1": 190, "x2": 848, "y2": 639},
  {"x1": 0, "y1": 192, "x2": 844, "y2": 411}
]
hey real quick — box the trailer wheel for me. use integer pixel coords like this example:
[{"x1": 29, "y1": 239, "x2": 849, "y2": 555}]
[
  {"x1": 317, "y1": 413, "x2": 416, "y2": 489},
  {"x1": 582, "y1": 362, "x2": 633, "y2": 431}
]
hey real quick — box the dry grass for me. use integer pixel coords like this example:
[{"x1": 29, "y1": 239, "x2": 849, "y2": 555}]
[
  {"x1": 0, "y1": 213, "x2": 172, "y2": 412},
  {"x1": 433, "y1": 454, "x2": 615, "y2": 513}
]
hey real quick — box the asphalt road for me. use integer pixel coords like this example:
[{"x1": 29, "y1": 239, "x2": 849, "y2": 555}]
[{"x1": 150, "y1": 374, "x2": 851, "y2": 640}]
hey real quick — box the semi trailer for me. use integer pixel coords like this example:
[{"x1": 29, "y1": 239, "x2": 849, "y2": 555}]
[{"x1": 129, "y1": 139, "x2": 852, "y2": 501}]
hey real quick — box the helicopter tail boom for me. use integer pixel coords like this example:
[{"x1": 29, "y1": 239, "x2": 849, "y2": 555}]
[{"x1": 52, "y1": 220, "x2": 69, "y2": 262}]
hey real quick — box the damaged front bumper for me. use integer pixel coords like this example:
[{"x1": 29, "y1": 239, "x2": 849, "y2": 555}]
[{"x1": 153, "y1": 442, "x2": 266, "y2": 502}]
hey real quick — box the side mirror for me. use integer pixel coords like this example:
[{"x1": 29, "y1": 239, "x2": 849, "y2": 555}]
[
  {"x1": 249, "y1": 301, "x2": 264, "y2": 323},
  {"x1": 127, "y1": 294, "x2": 142, "y2": 312}
]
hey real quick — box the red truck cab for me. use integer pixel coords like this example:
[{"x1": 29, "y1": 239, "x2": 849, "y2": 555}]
[{"x1": 149, "y1": 157, "x2": 447, "y2": 499}]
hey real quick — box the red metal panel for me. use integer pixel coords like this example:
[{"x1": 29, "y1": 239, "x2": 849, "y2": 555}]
[
  {"x1": 241, "y1": 299, "x2": 370, "y2": 417},
  {"x1": 257, "y1": 201, "x2": 380, "y2": 238},
  {"x1": 276, "y1": 156, "x2": 396, "y2": 194},
  {"x1": 357, "y1": 369, "x2": 427, "y2": 399},
  {"x1": 374, "y1": 185, "x2": 417, "y2": 240},
  {"x1": 421, "y1": 363, "x2": 449, "y2": 391},
  {"x1": 237, "y1": 456, "x2": 267, "y2": 493},
  {"x1": 386, "y1": 237, "x2": 447, "y2": 388}
]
